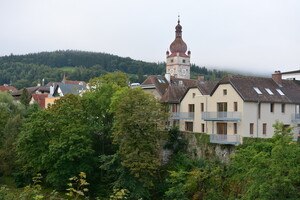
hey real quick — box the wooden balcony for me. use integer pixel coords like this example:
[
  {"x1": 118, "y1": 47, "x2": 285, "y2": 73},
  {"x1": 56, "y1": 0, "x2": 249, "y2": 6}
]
[
  {"x1": 210, "y1": 134, "x2": 241, "y2": 145},
  {"x1": 202, "y1": 112, "x2": 241, "y2": 122}
]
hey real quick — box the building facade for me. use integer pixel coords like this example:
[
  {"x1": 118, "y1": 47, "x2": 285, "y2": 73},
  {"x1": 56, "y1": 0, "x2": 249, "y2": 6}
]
[{"x1": 179, "y1": 73, "x2": 300, "y2": 144}]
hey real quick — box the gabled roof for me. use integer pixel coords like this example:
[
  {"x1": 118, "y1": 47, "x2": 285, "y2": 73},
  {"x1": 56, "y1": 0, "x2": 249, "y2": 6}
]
[
  {"x1": 179, "y1": 80, "x2": 218, "y2": 103},
  {"x1": 31, "y1": 93, "x2": 48, "y2": 108},
  {"x1": 161, "y1": 85, "x2": 187, "y2": 103},
  {"x1": 63, "y1": 80, "x2": 87, "y2": 86},
  {"x1": 12, "y1": 86, "x2": 38, "y2": 96},
  {"x1": 170, "y1": 77, "x2": 197, "y2": 88},
  {"x1": 0, "y1": 85, "x2": 17, "y2": 93},
  {"x1": 141, "y1": 75, "x2": 197, "y2": 104},
  {"x1": 212, "y1": 75, "x2": 300, "y2": 104},
  {"x1": 197, "y1": 80, "x2": 218, "y2": 95},
  {"x1": 141, "y1": 75, "x2": 169, "y2": 96},
  {"x1": 54, "y1": 83, "x2": 86, "y2": 96}
]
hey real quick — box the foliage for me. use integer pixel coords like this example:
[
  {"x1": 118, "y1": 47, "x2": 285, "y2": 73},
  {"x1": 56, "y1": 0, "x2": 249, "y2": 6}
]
[
  {"x1": 109, "y1": 189, "x2": 129, "y2": 200},
  {"x1": 20, "y1": 89, "x2": 31, "y2": 107},
  {"x1": 0, "y1": 92, "x2": 25, "y2": 176},
  {"x1": 99, "y1": 154, "x2": 151, "y2": 200},
  {"x1": 164, "y1": 126, "x2": 187, "y2": 154},
  {"x1": 164, "y1": 153, "x2": 225, "y2": 200},
  {"x1": 228, "y1": 122, "x2": 300, "y2": 199},
  {"x1": 89, "y1": 71, "x2": 129, "y2": 88},
  {"x1": 16, "y1": 95, "x2": 95, "y2": 189},
  {"x1": 66, "y1": 172, "x2": 89, "y2": 199},
  {"x1": 110, "y1": 87, "x2": 167, "y2": 188}
]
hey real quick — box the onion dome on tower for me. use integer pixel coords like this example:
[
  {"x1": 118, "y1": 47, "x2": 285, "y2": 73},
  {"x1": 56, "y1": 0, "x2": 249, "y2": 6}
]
[
  {"x1": 169, "y1": 19, "x2": 188, "y2": 56},
  {"x1": 166, "y1": 16, "x2": 191, "y2": 79}
]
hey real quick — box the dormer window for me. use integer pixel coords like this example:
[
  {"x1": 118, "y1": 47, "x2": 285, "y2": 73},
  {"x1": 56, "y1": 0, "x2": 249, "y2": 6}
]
[
  {"x1": 253, "y1": 87, "x2": 262, "y2": 94},
  {"x1": 265, "y1": 88, "x2": 274, "y2": 95},
  {"x1": 276, "y1": 89, "x2": 285, "y2": 95}
]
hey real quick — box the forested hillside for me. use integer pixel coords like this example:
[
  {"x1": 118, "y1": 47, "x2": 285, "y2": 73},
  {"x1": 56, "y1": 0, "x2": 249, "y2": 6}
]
[{"x1": 0, "y1": 50, "x2": 226, "y2": 89}]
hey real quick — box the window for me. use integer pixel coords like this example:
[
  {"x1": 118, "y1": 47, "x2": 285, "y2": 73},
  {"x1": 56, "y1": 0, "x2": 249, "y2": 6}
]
[
  {"x1": 170, "y1": 59, "x2": 174, "y2": 63},
  {"x1": 265, "y1": 88, "x2": 274, "y2": 95},
  {"x1": 185, "y1": 122, "x2": 193, "y2": 132},
  {"x1": 234, "y1": 102, "x2": 238, "y2": 112},
  {"x1": 270, "y1": 103, "x2": 274, "y2": 112},
  {"x1": 192, "y1": 93, "x2": 195, "y2": 98},
  {"x1": 217, "y1": 102, "x2": 227, "y2": 112},
  {"x1": 201, "y1": 103, "x2": 204, "y2": 112},
  {"x1": 234, "y1": 123, "x2": 237, "y2": 134},
  {"x1": 182, "y1": 59, "x2": 186, "y2": 63},
  {"x1": 172, "y1": 104, "x2": 178, "y2": 112},
  {"x1": 188, "y1": 104, "x2": 195, "y2": 112},
  {"x1": 201, "y1": 123, "x2": 205, "y2": 133},
  {"x1": 223, "y1": 89, "x2": 227, "y2": 95},
  {"x1": 250, "y1": 123, "x2": 254, "y2": 135},
  {"x1": 253, "y1": 87, "x2": 262, "y2": 94},
  {"x1": 281, "y1": 103, "x2": 285, "y2": 113},
  {"x1": 276, "y1": 89, "x2": 285, "y2": 95},
  {"x1": 263, "y1": 123, "x2": 267, "y2": 135}
]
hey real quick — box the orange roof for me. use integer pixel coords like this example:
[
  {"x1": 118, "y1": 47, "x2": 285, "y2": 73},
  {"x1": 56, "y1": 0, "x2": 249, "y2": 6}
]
[
  {"x1": 0, "y1": 85, "x2": 17, "y2": 92},
  {"x1": 31, "y1": 93, "x2": 48, "y2": 108}
]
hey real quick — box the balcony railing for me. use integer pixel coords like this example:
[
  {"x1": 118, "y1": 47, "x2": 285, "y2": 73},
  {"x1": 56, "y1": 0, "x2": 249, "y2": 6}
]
[
  {"x1": 170, "y1": 112, "x2": 194, "y2": 120},
  {"x1": 202, "y1": 112, "x2": 241, "y2": 122},
  {"x1": 210, "y1": 134, "x2": 241, "y2": 145},
  {"x1": 292, "y1": 114, "x2": 300, "y2": 123}
]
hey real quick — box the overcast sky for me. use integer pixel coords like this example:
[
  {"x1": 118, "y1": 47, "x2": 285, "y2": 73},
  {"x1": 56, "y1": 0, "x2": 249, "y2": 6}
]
[{"x1": 0, "y1": 0, "x2": 299, "y2": 74}]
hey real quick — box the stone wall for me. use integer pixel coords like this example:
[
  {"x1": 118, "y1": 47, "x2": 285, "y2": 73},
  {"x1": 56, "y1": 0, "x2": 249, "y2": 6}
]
[{"x1": 182, "y1": 132, "x2": 236, "y2": 164}]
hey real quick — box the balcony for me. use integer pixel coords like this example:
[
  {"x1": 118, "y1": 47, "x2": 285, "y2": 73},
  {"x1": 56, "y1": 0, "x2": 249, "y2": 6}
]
[
  {"x1": 292, "y1": 114, "x2": 300, "y2": 123},
  {"x1": 210, "y1": 134, "x2": 241, "y2": 145},
  {"x1": 202, "y1": 112, "x2": 241, "y2": 122},
  {"x1": 170, "y1": 112, "x2": 194, "y2": 120}
]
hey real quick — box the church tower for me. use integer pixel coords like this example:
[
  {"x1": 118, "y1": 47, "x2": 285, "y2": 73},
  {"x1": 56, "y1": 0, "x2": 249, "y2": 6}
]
[{"x1": 166, "y1": 17, "x2": 191, "y2": 79}]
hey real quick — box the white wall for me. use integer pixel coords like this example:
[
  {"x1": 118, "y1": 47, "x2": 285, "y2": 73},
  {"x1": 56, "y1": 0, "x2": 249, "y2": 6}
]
[{"x1": 179, "y1": 88, "x2": 207, "y2": 132}]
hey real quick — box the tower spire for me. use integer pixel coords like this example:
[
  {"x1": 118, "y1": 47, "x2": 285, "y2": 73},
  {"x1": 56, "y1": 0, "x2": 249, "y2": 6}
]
[{"x1": 166, "y1": 17, "x2": 191, "y2": 79}]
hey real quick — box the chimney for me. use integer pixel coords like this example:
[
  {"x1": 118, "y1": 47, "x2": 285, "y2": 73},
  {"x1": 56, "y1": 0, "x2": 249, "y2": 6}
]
[
  {"x1": 197, "y1": 75, "x2": 205, "y2": 82},
  {"x1": 165, "y1": 73, "x2": 171, "y2": 83},
  {"x1": 272, "y1": 71, "x2": 282, "y2": 86}
]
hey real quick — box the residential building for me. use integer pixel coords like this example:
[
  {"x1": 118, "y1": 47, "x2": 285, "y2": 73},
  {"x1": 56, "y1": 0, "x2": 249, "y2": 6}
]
[
  {"x1": 280, "y1": 69, "x2": 300, "y2": 81},
  {"x1": 179, "y1": 72, "x2": 300, "y2": 144},
  {"x1": 178, "y1": 80, "x2": 218, "y2": 133}
]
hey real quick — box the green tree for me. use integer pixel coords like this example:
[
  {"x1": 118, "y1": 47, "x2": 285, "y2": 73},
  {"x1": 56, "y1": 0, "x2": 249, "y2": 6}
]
[
  {"x1": 164, "y1": 153, "x2": 225, "y2": 200},
  {"x1": 17, "y1": 95, "x2": 95, "y2": 189},
  {"x1": 89, "y1": 71, "x2": 129, "y2": 89},
  {"x1": 20, "y1": 88, "x2": 31, "y2": 107},
  {"x1": 0, "y1": 92, "x2": 24, "y2": 176},
  {"x1": 228, "y1": 122, "x2": 300, "y2": 199},
  {"x1": 110, "y1": 87, "x2": 167, "y2": 188}
]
